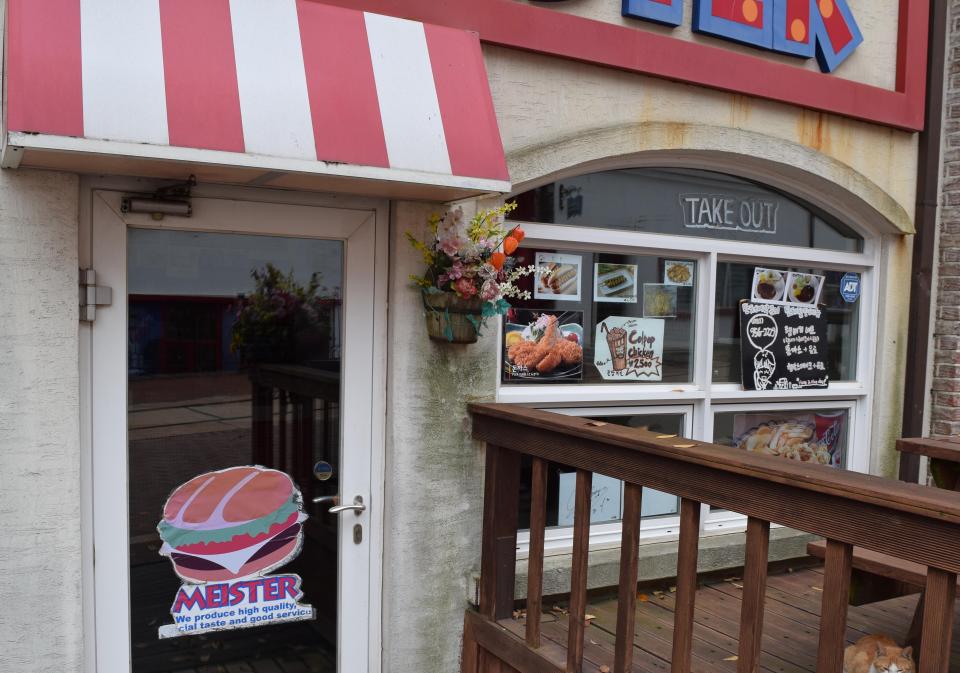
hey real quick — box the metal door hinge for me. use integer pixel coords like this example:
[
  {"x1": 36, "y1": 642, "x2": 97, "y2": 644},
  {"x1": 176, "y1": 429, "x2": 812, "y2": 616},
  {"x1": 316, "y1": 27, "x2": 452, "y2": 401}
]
[{"x1": 79, "y1": 269, "x2": 113, "y2": 323}]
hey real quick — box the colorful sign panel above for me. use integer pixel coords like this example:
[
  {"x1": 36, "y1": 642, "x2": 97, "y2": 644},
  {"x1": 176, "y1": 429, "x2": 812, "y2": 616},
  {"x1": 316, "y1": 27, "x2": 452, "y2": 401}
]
[{"x1": 621, "y1": 0, "x2": 862, "y2": 72}]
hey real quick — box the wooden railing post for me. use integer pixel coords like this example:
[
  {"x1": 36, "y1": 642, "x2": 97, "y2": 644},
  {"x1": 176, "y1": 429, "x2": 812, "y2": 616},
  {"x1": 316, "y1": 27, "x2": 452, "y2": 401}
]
[
  {"x1": 526, "y1": 457, "x2": 548, "y2": 648},
  {"x1": 919, "y1": 568, "x2": 957, "y2": 673},
  {"x1": 737, "y1": 517, "x2": 770, "y2": 673},
  {"x1": 816, "y1": 540, "x2": 853, "y2": 673},
  {"x1": 567, "y1": 469, "x2": 593, "y2": 673},
  {"x1": 479, "y1": 445, "x2": 521, "y2": 621},
  {"x1": 614, "y1": 483, "x2": 643, "y2": 673},
  {"x1": 671, "y1": 498, "x2": 701, "y2": 673}
]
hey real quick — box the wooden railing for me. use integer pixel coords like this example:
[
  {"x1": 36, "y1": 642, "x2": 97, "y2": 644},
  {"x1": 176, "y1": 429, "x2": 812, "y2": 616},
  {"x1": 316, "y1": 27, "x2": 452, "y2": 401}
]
[
  {"x1": 463, "y1": 404, "x2": 960, "y2": 673},
  {"x1": 249, "y1": 364, "x2": 339, "y2": 487}
]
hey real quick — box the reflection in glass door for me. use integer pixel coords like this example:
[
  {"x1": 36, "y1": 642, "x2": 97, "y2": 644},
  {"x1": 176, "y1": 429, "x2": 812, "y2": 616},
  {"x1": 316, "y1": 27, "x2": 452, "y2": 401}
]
[{"x1": 128, "y1": 229, "x2": 343, "y2": 673}]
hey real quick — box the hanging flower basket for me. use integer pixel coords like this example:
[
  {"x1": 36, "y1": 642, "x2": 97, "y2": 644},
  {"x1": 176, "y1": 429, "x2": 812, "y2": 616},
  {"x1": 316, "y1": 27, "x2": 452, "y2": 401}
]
[
  {"x1": 422, "y1": 290, "x2": 484, "y2": 344},
  {"x1": 407, "y1": 203, "x2": 543, "y2": 346}
]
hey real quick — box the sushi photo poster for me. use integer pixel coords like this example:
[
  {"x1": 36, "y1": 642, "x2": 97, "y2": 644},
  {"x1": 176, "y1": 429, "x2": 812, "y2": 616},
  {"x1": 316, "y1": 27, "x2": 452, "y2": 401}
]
[{"x1": 156, "y1": 466, "x2": 315, "y2": 638}]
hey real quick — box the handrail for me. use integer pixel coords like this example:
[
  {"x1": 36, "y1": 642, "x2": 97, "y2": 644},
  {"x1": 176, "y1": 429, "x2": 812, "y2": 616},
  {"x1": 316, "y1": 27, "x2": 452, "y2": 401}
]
[
  {"x1": 471, "y1": 404, "x2": 960, "y2": 525},
  {"x1": 464, "y1": 403, "x2": 960, "y2": 673}
]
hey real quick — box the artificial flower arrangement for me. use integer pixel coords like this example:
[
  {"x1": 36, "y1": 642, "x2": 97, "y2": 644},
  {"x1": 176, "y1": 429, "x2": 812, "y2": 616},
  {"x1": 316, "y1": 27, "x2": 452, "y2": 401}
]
[
  {"x1": 407, "y1": 202, "x2": 539, "y2": 343},
  {"x1": 231, "y1": 263, "x2": 339, "y2": 364}
]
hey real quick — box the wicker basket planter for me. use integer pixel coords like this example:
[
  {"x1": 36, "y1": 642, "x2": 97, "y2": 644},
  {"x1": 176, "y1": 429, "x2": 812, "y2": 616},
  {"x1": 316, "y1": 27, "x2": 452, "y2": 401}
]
[{"x1": 422, "y1": 291, "x2": 484, "y2": 344}]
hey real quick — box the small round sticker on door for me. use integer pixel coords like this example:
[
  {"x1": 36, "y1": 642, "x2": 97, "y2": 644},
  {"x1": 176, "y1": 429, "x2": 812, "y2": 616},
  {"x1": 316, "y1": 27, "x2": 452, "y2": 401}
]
[
  {"x1": 840, "y1": 273, "x2": 861, "y2": 303},
  {"x1": 313, "y1": 461, "x2": 334, "y2": 482}
]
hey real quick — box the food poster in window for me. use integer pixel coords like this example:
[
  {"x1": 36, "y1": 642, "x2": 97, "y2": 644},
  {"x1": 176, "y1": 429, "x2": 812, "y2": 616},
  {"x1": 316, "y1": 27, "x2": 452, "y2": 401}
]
[
  {"x1": 503, "y1": 310, "x2": 584, "y2": 381},
  {"x1": 156, "y1": 466, "x2": 315, "y2": 638},
  {"x1": 663, "y1": 260, "x2": 695, "y2": 286},
  {"x1": 739, "y1": 302, "x2": 830, "y2": 390},
  {"x1": 534, "y1": 252, "x2": 582, "y2": 301},
  {"x1": 751, "y1": 267, "x2": 824, "y2": 306},
  {"x1": 642, "y1": 284, "x2": 678, "y2": 318},
  {"x1": 594, "y1": 316, "x2": 665, "y2": 381},
  {"x1": 733, "y1": 412, "x2": 846, "y2": 467},
  {"x1": 594, "y1": 263, "x2": 639, "y2": 303}
]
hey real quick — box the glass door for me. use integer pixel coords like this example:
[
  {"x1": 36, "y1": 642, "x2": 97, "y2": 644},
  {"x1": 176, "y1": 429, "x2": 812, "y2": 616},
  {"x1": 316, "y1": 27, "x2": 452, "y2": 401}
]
[{"x1": 87, "y1": 191, "x2": 384, "y2": 673}]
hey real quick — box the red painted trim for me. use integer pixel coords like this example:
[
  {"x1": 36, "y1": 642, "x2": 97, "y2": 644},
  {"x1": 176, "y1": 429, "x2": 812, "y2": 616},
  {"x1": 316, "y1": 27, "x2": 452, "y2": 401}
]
[
  {"x1": 7, "y1": 0, "x2": 84, "y2": 136},
  {"x1": 159, "y1": 0, "x2": 245, "y2": 153},
  {"x1": 424, "y1": 24, "x2": 510, "y2": 181},
  {"x1": 314, "y1": 0, "x2": 929, "y2": 132},
  {"x1": 296, "y1": 1, "x2": 390, "y2": 167}
]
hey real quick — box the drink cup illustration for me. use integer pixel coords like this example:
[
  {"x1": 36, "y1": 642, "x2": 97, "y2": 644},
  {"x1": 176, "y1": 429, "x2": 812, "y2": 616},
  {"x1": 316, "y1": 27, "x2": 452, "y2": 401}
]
[{"x1": 607, "y1": 327, "x2": 628, "y2": 371}]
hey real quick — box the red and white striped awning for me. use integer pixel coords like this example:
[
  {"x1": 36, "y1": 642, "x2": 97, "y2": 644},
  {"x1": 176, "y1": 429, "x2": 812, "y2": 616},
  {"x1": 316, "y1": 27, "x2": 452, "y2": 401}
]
[{"x1": 4, "y1": 0, "x2": 510, "y2": 198}]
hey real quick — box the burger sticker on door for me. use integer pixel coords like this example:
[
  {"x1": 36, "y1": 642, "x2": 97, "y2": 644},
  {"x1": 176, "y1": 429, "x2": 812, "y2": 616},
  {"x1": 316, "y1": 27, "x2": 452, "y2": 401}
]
[{"x1": 156, "y1": 466, "x2": 315, "y2": 638}]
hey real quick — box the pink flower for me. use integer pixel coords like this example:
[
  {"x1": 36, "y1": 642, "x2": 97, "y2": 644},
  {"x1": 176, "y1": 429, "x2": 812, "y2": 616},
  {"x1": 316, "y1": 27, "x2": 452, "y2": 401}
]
[
  {"x1": 454, "y1": 277, "x2": 478, "y2": 298},
  {"x1": 448, "y1": 260, "x2": 466, "y2": 281},
  {"x1": 478, "y1": 263, "x2": 498, "y2": 280},
  {"x1": 438, "y1": 237, "x2": 462, "y2": 257},
  {"x1": 481, "y1": 279, "x2": 500, "y2": 301}
]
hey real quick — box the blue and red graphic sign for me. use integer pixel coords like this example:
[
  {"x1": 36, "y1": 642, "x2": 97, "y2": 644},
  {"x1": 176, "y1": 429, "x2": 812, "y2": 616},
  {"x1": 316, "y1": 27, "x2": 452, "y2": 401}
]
[
  {"x1": 621, "y1": 0, "x2": 863, "y2": 73},
  {"x1": 622, "y1": 0, "x2": 683, "y2": 26}
]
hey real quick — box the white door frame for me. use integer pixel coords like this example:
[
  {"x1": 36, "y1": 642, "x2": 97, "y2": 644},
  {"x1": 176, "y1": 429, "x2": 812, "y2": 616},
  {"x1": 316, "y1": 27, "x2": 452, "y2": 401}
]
[{"x1": 78, "y1": 177, "x2": 388, "y2": 673}]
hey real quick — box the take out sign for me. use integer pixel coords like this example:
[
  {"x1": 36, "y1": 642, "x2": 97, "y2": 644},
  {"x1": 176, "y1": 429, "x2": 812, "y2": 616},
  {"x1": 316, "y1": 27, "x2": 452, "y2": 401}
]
[{"x1": 541, "y1": 0, "x2": 862, "y2": 73}]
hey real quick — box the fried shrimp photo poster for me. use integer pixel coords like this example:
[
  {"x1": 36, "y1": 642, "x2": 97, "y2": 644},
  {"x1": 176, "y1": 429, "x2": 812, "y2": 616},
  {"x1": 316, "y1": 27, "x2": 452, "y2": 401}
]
[
  {"x1": 503, "y1": 310, "x2": 584, "y2": 382},
  {"x1": 156, "y1": 466, "x2": 315, "y2": 638}
]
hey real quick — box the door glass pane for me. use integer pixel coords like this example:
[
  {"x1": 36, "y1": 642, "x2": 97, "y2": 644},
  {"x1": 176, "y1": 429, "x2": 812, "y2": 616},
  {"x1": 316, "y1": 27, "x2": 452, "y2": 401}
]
[
  {"x1": 518, "y1": 412, "x2": 685, "y2": 532},
  {"x1": 128, "y1": 229, "x2": 342, "y2": 673}
]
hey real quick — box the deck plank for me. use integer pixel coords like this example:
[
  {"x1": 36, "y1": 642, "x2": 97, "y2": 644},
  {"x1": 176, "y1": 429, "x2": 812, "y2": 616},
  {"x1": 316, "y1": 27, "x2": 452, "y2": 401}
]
[{"x1": 492, "y1": 567, "x2": 959, "y2": 673}]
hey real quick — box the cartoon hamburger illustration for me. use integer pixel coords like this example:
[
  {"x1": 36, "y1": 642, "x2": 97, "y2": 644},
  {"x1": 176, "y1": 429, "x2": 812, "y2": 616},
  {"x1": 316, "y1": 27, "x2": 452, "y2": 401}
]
[{"x1": 158, "y1": 466, "x2": 307, "y2": 584}]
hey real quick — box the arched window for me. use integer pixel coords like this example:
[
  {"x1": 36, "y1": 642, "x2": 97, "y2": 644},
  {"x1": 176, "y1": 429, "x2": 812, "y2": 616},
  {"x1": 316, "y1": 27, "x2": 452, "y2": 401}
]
[{"x1": 501, "y1": 167, "x2": 876, "y2": 547}]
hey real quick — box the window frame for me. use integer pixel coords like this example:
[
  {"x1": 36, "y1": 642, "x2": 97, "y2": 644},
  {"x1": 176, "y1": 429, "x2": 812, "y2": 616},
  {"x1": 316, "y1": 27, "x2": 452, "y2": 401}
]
[{"x1": 498, "y1": 216, "x2": 880, "y2": 548}]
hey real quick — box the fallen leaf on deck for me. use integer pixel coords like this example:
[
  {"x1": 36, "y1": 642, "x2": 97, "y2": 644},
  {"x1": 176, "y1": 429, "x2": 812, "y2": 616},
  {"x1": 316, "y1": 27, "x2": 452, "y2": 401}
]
[
  {"x1": 723, "y1": 655, "x2": 739, "y2": 661},
  {"x1": 669, "y1": 586, "x2": 677, "y2": 593},
  {"x1": 600, "y1": 666, "x2": 611, "y2": 673},
  {"x1": 656, "y1": 434, "x2": 677, "y2": 439},
  {"x1": 638, "y1": 593, "x2": 649, "y2": 602},
  {"x1": 673, "y1": 443, "x2": 697, "y2": 448},
  {"x1": 586, "y1": 421, "x2": 608, "y2": 427},
  {"x1": 811, "y1": 586, "x2": 823, "y2": 592},
  {"x1": 731, "y1": 582, "x2": 743, "y2": 589},
  {"x1": 585, "y1": 614, "x2": 596, "y2": 622}
]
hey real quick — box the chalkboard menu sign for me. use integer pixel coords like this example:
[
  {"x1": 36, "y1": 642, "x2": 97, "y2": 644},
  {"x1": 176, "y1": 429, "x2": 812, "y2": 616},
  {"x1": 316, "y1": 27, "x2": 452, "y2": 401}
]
[{"x1": 739, "y1": 302, "x2": 829, "y2": 391}]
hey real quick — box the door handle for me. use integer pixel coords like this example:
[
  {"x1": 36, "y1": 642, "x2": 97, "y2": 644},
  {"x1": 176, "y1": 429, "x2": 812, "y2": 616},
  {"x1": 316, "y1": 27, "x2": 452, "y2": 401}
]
[
  {"x1": 312, "y1": 495, "x2": 339, "y2": 508},
  {"x1": 327, "y1": 495, "x2": 366, "y2": 516}
]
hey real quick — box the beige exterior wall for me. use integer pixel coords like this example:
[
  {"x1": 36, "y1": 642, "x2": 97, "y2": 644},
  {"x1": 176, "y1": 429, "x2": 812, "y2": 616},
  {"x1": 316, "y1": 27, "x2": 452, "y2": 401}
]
[
  {"x1": 0, "y1": 168, "x2": 82, "y2": 673},
  {"x1": 483, "y1": 45, "x2": 917, "y2": 479},
  {"x1": 0, "y1": 5, "x2": 920, "y2": 673}
]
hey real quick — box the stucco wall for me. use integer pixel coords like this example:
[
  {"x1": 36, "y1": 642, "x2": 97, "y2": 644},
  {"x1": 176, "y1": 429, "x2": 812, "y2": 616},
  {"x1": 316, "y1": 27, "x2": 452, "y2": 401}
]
[
  {"x1": 484, "y1": 45, "x2": 917, "y2": 479},
  {"x1": 0, "y1": 168, "x2": 81, "y2": 673},
  {"x1": 381, "y1": 201, "x2": 499, "y2": 673},
  {"x1": 485, "y1": 45, "x2": 917, "y2": 229}
]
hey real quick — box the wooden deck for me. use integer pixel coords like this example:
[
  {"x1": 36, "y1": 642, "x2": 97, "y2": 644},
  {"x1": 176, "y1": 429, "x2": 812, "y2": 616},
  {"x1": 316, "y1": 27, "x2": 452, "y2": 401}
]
[{"x1": 494, "y1": 567, "x2": 960, "y2": 673}]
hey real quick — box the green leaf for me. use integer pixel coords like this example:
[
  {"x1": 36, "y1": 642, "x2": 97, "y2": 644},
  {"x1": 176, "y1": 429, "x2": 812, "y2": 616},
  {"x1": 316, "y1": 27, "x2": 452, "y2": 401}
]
[{"x1": 443, "y1": 309, "x2": 454, "y2": 342}]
